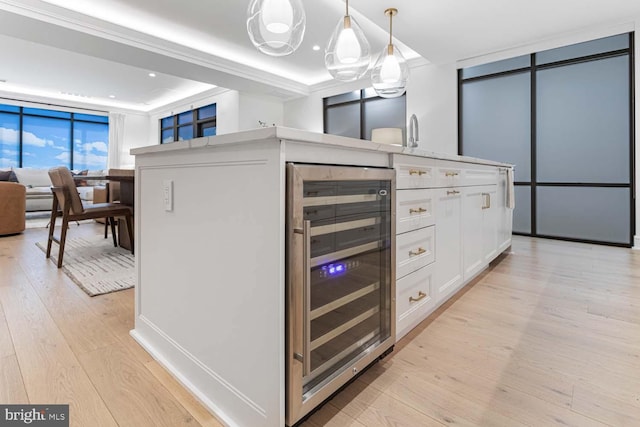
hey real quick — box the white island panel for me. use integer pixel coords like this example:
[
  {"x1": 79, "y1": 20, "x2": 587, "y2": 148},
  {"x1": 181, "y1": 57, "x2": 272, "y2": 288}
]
[{"x1": 132, "y1": 138, "x2": 285, "y2": 427}]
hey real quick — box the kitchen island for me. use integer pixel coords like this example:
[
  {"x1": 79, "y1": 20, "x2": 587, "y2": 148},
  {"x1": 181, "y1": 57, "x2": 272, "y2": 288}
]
[{"x1": 130, "y1": 127, "x2": 513, "y2": 427}]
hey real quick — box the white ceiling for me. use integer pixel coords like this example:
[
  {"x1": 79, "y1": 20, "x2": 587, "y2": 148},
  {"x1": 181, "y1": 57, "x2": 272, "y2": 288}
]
[{"x1": 0, "y1": 0, "x2": 639, "y2": 112}]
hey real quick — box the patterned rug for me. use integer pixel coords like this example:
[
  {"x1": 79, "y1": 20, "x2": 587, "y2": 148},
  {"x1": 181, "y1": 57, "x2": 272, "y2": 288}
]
[{"x1": 36, "y1": 236, "x2": 135, "y2": 296}]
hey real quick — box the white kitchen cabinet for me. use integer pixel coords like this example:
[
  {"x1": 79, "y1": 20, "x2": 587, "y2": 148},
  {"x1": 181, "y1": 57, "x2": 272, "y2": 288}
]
[
  {"x1": 396, "y1": 189, "x2": 435, "y2": 234},
  {"x1": 396, "y1": 263, "x2": 435, "y2": 338},
  {"x1": 396, "y1": 225, "x2": 435, "y2": 280},
  {"x1": 434, "y1": 187, "x2": 463, "y2": 303},
  {"x1": 497, "y1": 168, "x2": 514, "y2": 252},
  {"x1": 463, "y1": 184, "x2": 498, "y2": 281}
]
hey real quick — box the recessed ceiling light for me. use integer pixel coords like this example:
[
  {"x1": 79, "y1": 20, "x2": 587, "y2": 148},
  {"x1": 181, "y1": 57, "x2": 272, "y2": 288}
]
[
  {"x1": 109, "y1": 94, "x2": 116, "y2": 99},
  {"x1": 148, "y1": 72, "x2": 156, "y2": 77},
  {"x1": 312, "y1": 45, "x2": 320, "y2": 51}
]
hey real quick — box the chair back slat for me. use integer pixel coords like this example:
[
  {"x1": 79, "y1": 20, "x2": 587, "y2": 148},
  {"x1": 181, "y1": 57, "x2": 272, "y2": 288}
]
[{"x1": 48, "y1": 167, "x2": 84, "y2": 215}]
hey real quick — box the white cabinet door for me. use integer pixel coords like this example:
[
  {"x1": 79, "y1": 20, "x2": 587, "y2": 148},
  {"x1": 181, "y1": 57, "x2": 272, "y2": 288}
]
[
  {"x1": 482, "y1": 185, "x2": 499, "y2": 263},
  {"x1": 463, "y1": 184, "x2": 497, "y2": 281},
  {"x1": 434, "y1": 188, "x2": 463, "y2": 303},
  {"x1": 497, "y1": 169, "x2": 513, "y2": 252}
]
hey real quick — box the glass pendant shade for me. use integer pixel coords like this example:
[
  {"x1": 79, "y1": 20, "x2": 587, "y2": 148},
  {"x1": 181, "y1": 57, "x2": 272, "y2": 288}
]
[
  {"x1": 325, "y1": 15, "x2": 371, "y2": 81},
  {"x1": 371, "y1": 8, "x2": 409, "y2": 98},
  {"x1": 247, "y1": 0, "x2": 306, "y2": 56}
]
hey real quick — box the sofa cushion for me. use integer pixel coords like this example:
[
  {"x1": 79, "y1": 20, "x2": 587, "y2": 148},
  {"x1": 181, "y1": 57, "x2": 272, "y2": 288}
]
[
  {"x1": 25, "y1": 186, "x2": 52, "y2": 197},
  {"x1": 13, "y1": 168, "x2": 52, "y2": 187}
]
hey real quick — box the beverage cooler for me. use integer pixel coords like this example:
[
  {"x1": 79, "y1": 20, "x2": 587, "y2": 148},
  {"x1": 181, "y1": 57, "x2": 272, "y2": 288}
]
[{"x1": 286, "y1": 163, "x2": 396, "y2": 425}]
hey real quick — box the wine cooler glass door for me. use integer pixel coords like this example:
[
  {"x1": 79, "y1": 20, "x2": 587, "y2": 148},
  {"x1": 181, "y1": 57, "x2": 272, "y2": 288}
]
[{"x1": 286, "y1": 164, "x2": 395, "y2": 426}]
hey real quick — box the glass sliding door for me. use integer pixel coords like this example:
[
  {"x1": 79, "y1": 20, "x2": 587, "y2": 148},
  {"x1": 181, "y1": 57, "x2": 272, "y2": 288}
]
[{"x1": 459, "y1": 33, "x2": 634, "y2": 246}]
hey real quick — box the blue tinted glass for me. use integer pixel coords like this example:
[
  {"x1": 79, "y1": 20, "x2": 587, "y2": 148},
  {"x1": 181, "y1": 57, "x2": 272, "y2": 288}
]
[
  {"x1": 537, "y1": 34, "x2": 629, "y2": 65},
  {"x1": 202, "y1": 126, "x2": 216, "y2": 137},
  {"x1": 462, "y1": 55, "x2": 531, "y2": 79},
  {"x1": 0, "y1": 104, "x2": 20, "y2": 113},
  {"x1": 0, "y1": 112, "x2": 20, "y2": 168},
  {"x1": 161, "y1": 116, "x2": 174, "y2": 128},
  {"x1": 178, "y1": 111, "x2": 193, "y2": 125},
  {"x1": 73, "y1": 121, "x2": 108, "y2": 170},
  {"x1": 22, "y1": 116, "x2": 71, "y2": 168},
  {"x1": 198, "y1": 104, "x2": 216, "y2": 119},
  {"x1": 74, "y1": 113, "x2": 108, "y2": 123},
  {"x1": 178, "y1": 125, "x2": 193, "y2": 141},
  {"x1": 23, "y1": 107, "x2": 71, "y2": 119},
  {"x1": 162, "y1": 129, "x2": 174, "y2": 143}
]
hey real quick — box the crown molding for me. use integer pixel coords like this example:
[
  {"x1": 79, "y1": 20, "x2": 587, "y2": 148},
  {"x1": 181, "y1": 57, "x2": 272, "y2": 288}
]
[{"x1": 0, "y1": 0, "x2": 310, "y2": 96}]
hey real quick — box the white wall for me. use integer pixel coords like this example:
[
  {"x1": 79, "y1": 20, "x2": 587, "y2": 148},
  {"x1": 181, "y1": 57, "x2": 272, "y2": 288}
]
[
  {"x1": 238, "y1": 92, "x2": 284, "y2": 130},
  {"x1": 119, "y1": 112, "x2": 150, "y2": 168},
  {"x1": 405, "y1": 62, "x2": 458, "y2": 154}
]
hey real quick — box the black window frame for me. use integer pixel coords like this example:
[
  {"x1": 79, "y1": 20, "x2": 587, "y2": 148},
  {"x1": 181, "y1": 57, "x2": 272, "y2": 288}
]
[{"x1": 160, "y1": 103, "x2": 217, "y2": 144}]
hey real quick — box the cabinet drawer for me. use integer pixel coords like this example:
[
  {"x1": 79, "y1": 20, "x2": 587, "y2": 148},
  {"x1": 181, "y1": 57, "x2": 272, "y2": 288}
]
[
  {"x1": 396, "y1": 225, "x2": 435, "y2": 279},
  {"x1": 462, "y1": 165, "x2": 498, "y2": 186},
  {"x1": 397, "y1": 263, "x2": 435, "y2": 326},
  {"x1": 435, "y1": 161, "x2": 463, "y2": 187},
  {"x1": 393, "y1": 156, "x2": 436, "y2": 189},
  {"x1": 396, "y1": 189, "x2": 435, "y2": 234}
]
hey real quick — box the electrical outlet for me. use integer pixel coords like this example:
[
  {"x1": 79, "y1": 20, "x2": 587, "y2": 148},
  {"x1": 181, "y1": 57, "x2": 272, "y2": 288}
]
[{"x1": 163, "y1": 180, "x2": 173, "y2": 211}]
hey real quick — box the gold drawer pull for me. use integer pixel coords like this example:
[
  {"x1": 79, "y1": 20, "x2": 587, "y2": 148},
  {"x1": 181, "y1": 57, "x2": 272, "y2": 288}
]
[
  {"x1": 410, "y1": 291, "x2": 427, "y2": 303},
  {"x1": 447, "y1": 190, "x2": 460, "y2": 196},
  {"x1": 445, "y1": 171, "x2": 459, "y2": 177},
  {"x1": 409, "y1": 207, "x2": 428, "y2": 214},
  {"x1": 409, "y1": 169, "x2": 427, "y2": 176},
  {"x1": 409, "y1": 247, "x2": 426, "y2": 256}
]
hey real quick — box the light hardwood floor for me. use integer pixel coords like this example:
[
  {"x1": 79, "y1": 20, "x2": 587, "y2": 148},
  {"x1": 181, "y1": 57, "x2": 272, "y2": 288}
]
[{"x1": 1, "y1": 223, "x2": 639, "y2": 426}]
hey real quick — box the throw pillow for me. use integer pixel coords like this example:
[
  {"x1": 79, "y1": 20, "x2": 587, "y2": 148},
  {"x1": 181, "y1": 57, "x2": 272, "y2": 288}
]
[{"x1": 0, "y1": 170, "x2": 18, "y2": 182}]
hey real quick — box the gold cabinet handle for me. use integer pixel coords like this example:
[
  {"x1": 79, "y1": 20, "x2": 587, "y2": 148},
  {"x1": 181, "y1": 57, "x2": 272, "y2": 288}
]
[
  {"x1": 409, "y1": 247, "x2": 426, "y2": 256},
  {"x1": 445, "y1": 171, "x2": 459, "y2": 177},
  {"x1": 446, "y1": 190, "x2": 460, "y2": 196},
  {"x1": 409, "y1": 207, "x2": 428, "y2": 214},
  {"x1": 409, "y1": 291, "x2": 427, "y2": 303},
  {"x1": 409, "y1": 169, "x2": 427, "y2": 176}
]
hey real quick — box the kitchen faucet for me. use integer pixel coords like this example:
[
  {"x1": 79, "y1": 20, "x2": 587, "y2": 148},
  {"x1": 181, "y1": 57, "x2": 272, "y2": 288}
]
[{"x1": 408, "y1": 114, "x2": 419, "y2": 147}]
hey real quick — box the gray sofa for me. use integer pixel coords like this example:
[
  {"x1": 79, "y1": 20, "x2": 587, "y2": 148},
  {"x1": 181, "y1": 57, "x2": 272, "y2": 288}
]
[{"x1": 4, "y1": 168, "x2": 102, "y2": 212}]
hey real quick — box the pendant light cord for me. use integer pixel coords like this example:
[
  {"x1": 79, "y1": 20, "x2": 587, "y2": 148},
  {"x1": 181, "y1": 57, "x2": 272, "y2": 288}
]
[
  {"x1": 345, "y1": 0, "x2": 349, "y2": 16},
  {"x1": 389, "y1": 10, "x2": 393, "y2": 45}
]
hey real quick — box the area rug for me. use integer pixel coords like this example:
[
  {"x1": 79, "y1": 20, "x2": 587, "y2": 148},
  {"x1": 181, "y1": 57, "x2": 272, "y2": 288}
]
[{"x1": 36, "y1": 236, "x2": 135, "y2": 296}]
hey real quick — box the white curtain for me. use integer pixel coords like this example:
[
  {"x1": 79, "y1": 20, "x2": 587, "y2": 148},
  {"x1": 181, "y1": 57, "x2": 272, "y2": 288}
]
[{"x1": 107, "y1": 113, "x2": 126, "y2": 169}]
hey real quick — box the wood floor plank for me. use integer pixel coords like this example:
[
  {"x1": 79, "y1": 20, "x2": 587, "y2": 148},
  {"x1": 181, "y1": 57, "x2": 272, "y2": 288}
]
[
  {"x1": 303, "y1": 401, "x2": 367, "y2": 427},
  {"x1": 145, "y1": 360, "x2": 224, "y2": 427},
  {"x1": 0, "y1": 263, "x2": 118, "y2": 427},
  {"x1": 77, "y1": 340, "x2": 200, "y2": 427},
  {"x1": 0, "y1": 355, "x2": 28, "y2": 404},
  {"x1": 572, "y1": 383, "x2": 640, "y2": 426},
  {"x1": 0, "y1": 300, "x2": 16, "y2": 358},
  {"x1": 328, "y1": 379, "x2": 446, "y2": 426}
]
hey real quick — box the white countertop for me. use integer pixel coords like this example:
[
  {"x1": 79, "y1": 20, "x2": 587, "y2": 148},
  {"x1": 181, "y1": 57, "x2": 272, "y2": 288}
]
[{"x1": 131, "y1": 127, "x2": 513, "y2": 168}]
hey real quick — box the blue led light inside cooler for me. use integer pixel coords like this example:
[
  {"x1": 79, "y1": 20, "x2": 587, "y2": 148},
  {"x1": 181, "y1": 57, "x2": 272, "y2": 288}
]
[{"x1": 324, "y1": 263, "x2": 346, "y2": 276}]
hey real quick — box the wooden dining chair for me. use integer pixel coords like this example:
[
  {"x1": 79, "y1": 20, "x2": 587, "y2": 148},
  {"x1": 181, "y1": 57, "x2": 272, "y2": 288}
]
[{"x1": 46, "y1": 166, "x2": 134, "y2": 268}]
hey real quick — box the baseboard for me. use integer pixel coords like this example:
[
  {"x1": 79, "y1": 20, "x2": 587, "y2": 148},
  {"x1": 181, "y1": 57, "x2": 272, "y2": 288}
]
[{"x1": 633, "y1": 235, "x2": 640, "y2": 250}]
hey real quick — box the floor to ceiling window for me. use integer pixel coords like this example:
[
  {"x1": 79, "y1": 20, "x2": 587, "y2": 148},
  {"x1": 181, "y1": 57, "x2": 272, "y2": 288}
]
[
  {"x1": 460, "y1": 33, "x2": 634, "y2": 247},
  {"x1": 0, "y1": 104, "x2": 109, "y2": 170}
]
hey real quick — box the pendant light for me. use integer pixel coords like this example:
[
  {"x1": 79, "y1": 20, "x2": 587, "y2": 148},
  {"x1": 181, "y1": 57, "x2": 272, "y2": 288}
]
[
  {"x1": 371, "y1": 8, "x2": 409, "y2": 98},
  {"x1": 247, "y1": 0, "x2": 306, "y2": 56},
  {"x1": 324, "y1": 0, "x2": 370, "y2": 81}
]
